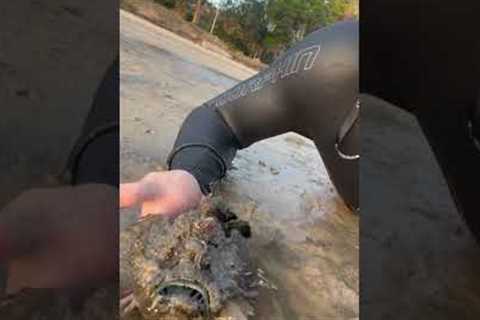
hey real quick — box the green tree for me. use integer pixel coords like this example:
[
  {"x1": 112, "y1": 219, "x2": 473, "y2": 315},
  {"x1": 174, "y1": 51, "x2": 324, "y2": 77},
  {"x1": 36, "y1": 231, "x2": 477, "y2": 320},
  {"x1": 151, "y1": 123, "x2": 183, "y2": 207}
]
[
  {"x1": 263, "y1": 0, "x2": 353, "y2": 53},
  {"x1": 148, "y1": 0, "x2": 356, "y2": 64},
  {"x1": 215, "y1": 0, "x2": 268, "y2": 58}
]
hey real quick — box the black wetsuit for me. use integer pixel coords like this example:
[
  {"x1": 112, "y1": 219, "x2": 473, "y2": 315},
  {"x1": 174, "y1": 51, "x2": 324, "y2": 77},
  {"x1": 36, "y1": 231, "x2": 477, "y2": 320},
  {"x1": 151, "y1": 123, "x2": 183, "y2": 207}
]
[
  {"x1": 62, "y1": 3, "x2": 479, "y2": 239},
  {"x1": 168, "y1": 8, "x2": 480, "y2": 238},
  {"x1": 169, "y1": 21, "x2": 359, "y2": 210},
  {"x1": 66, "y1": 59, "x2": 119, "y2": 187}
]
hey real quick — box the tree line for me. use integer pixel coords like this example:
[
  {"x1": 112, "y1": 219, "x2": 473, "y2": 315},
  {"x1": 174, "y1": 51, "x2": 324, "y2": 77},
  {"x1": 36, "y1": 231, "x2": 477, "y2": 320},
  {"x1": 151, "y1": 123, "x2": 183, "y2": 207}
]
[{"x1": 154, "y1": 0, "x2": 358, "y2": 63}]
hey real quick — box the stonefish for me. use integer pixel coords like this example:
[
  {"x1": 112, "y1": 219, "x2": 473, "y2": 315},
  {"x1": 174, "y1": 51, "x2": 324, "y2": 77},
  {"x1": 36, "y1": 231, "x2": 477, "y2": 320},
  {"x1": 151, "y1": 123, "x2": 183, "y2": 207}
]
[{"x1": 120, "y1": 200, "x2": 256, "y2": 320}]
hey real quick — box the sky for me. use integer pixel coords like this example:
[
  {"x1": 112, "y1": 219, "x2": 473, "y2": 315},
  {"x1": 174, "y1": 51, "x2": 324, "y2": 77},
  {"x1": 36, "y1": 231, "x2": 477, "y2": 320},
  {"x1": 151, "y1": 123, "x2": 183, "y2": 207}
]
[
  {"x1": 209, "y1": 0, "x2": 244, "y2": 7},
  {"x1": 209, "y1": 0, "x2": 224, "y2": 6}
]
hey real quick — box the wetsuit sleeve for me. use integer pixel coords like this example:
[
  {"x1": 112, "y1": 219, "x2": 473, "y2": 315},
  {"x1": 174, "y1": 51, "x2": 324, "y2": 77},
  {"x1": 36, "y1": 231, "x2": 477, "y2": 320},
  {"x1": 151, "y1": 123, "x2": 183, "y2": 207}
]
[
  {"x1": 169, "y1": 21, "x2": 358, "y2": 197},
  {"x1": 65, "y1": 58, "x2": 119, "y2": 187},
  {"x1": 167, "y1": 73, "x2": 296, "y2": 194},
  {"x1": 167, "y1": 32, "x2": 321, "y2": 194},
  {"x1": 167, "y1": 106, "x2": 242, "y2": 194}
]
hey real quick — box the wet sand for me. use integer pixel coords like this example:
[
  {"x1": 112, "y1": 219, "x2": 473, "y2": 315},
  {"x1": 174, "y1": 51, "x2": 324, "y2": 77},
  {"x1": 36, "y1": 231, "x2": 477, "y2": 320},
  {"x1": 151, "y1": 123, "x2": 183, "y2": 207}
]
[{"x1": 120, "y1": 10, "x2": 359, "y2": 320}]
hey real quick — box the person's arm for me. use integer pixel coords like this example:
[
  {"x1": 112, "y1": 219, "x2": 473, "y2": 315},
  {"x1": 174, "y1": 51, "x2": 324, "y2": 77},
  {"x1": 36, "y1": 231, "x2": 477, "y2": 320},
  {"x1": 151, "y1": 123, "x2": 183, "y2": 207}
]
[
  {"x1": 64, "y1": 58, "x2": 119, "y2": 187},
  {"x1": 169, "y1": 20, "x2": 359, "y2": 197},
  {"x1": 166, "y1": 106, "x2": 243, "y2": 195},
  {"x1": 166, "y1": 56, "x2": 298, "y2": 194}
]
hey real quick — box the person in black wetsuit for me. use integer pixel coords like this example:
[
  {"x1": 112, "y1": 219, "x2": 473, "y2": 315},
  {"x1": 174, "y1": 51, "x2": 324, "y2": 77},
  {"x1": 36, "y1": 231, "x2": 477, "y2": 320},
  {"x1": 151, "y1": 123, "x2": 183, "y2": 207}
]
[
  {"x1": 120, "y1": 20, "x2": 360, "y2": 217},
  {"x1": 168, "y1": 20, "x2": 359, "y2": 210},
  {"x1": 121, "y1": 5, "x2": 480, "y2": 241}
]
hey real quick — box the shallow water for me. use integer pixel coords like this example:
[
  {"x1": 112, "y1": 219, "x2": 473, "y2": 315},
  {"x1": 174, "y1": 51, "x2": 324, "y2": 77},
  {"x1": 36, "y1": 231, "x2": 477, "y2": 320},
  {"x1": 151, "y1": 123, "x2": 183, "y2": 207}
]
[{"x1": 120, "y1": 10, "x2": 359, "y2": 319}]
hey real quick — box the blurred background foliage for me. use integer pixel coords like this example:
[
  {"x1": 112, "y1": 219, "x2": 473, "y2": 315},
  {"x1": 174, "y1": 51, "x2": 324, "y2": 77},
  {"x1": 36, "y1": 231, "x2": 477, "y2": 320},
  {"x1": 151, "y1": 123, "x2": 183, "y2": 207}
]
[{"x1": 144, "y1": 0, "x2": 357, "y2": 63}]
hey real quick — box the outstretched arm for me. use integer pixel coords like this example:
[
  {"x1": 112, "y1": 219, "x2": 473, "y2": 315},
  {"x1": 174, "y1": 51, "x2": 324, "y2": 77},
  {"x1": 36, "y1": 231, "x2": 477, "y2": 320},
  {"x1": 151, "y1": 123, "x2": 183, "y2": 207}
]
[
  {"x1": 119, "y1": 20, "x2": 359, "y2": 215},
  {"x1": 169, "y1": 21, "x2": 359, "y2": 200}
]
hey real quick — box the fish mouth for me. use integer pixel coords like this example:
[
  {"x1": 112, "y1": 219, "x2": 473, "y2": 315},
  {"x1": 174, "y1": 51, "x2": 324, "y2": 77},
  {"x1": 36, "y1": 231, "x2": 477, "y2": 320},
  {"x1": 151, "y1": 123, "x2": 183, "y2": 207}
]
[{"x1": 156, "y1": 280, "x2": 210, "y2": 317}]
